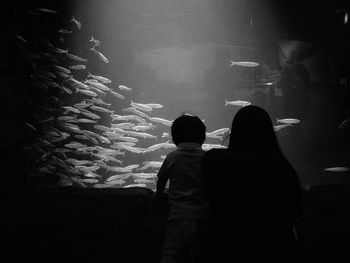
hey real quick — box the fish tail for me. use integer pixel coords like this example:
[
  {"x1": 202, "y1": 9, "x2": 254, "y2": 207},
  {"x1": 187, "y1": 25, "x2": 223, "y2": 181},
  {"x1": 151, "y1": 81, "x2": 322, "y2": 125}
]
[
  {"x1": 276, "y1": 118, "x2": 280, "y2": 123},
  {"x1": 224, "y1": 99, "x2": 228, "y2": 106},
  {"x1": 90, "y1": 36, "x2": 93, "y2": 42}
]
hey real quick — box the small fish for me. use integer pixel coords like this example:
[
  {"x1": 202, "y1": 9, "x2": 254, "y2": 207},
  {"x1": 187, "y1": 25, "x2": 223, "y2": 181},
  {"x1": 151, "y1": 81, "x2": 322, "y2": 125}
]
[
  {"x1": 111, "y1": 114, "x2": 134, "y2": 121},
  {"x1": 109, "y1": 90, "x2": 125, "y2": 99},
  {"x1": 90, "y1": 36, "x2": 100, "y2": 46},
  {"x1": 118, "y1": 84, "x2": 132, "y2": 92},
  {"x1": 274, "y1": 124, "x2": 293, "y2": 132},
  {"x1": 92, "y1": 98, "x2": 111, "y2": 106},
  {"x1": 76, "y1": 88, "x2": 98, "y2": 97},
  {"x1": 225, "y1": 99, "x2": 251, "y2": 107},
  {"x1": 90, "y1": 45, "x2": 109, "y2": 63},
  {"x1": 111, "y1": 123, "x2": 135, "y2": 129},
  {"x1": 16, "y1": 35, "x2": 27, "y2": 43},
  {"x1": 144, "y1": 103, "x2": 163, "y2": 109},
  {"x1": 71, "y1": 16, "x2": 82, "y2": 30},
  {"x1": 118, "y1": 136, "x2": 139, "y2": 143},
  {"x1": 324, "y1": 167, "x2": 349, "y2": 172},
  {"x1": 230, "y1": 61, "x2": 259, "y2": 67},
  {"x1": 202, "y1": 144, "x2": 228, "y2": 151},
  {"x1": 59, "y1": 28, "x2": 72, "y2": 34},
  {"x1": 162, "y1": 132, "x2": 169, "y2": 138},
  {"x1": 85, "y1": 80, "x2": 110, "y2": 91},
  {"x1": 94, "y1": 125, "x2": 112, "y2": 132},
  {"x1": 36, "y1": 7, "x2": 57, "y2": 13},
  {"x1": 25, "y1": 122, "x2": 37, "y2": 131},
  {"x1": 87, "y1": 73, "x2": 111, "y2": 83},
  {"x1": 63, "y1": 106, "x2": 80, "y2": 114},
  {"x1": 105, "y1": 180, "x2": 126, "y2": 186},
  {"x1": 90, "y1": 105, "x2": 114, "y2": 114},
  {"x1": 132, "y1": 125, "x2": 155, "y2": 132},
  {"x1": 76, "y1": 118, "x2": 98, "y2": 123},
  {"x1": 338, "y1": 118, "x2": 350, "y2": 129},
  {"x1": 131, "y1": 101, "x2": 153, "y2": 113},
  {"x1": 149, "y1": 117, "x2": 173, "y2": 126},
  {"x1": 53, "y1": 65, "x2": 71, "y2": 74},
  {"x1": 123, "y1": 184, "x2": 147, "y2": 188},
  {"x1": 276, "y1": 118, "x2": 301, "y2": 124},
  {"x1": 206, "y1": 128, "x2": 230, "y2": 136},
  {"x1": 80, "y1": 109, "x2": 101, "y2": 119},
  {"x1": 106, "y1": 174, "x2": 131, "y2": 182},
  {"x1": 66, "y1": 52, "x2": 88, "y2": 62},
  {"x1": 69, "y1": 64, "x2": 86, "y2": 70}
]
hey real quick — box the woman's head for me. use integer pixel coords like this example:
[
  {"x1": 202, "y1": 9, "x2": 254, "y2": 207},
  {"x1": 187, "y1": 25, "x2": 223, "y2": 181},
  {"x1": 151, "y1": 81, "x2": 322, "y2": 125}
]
[{"x1": 228, "y1": 105, "x2": 279, "y2": 154}]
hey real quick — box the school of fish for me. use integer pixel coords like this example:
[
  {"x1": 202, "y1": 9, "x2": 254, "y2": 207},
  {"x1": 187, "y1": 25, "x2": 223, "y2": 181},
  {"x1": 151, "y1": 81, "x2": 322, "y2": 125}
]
[{"x1": 18, "y1": 6, "x2": 232, "y2": 190}]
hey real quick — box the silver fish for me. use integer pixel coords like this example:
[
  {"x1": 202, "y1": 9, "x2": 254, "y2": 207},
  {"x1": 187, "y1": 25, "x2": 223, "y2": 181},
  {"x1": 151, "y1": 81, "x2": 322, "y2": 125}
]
[
  {"x1": 71, "y1": 16, "x2": 82, "y2": 30},
  {"x1": 59, "y1": 29, "x2": 72, "y2": 34},
  {"x1": 144, "y1": 103, "x2": 163, "y2": 109},
  {"x1": 230, "y1": 61, "x2": 259, "y2": 67},
  {"x1": 338, "y1": 118, "x2": 350, "y2": 129},
  {"x1": 276, "y1": 118, "x2": 301, "y2": 124},
  {"x1": 90, "y1": 46, "x2": 109, "y2": 63},
  {"x1": 90, "y1": 105, "x2": 113, "y2": 114},
  {"x1": 109, "y1": 90, "x2": 125, "y2": 99},
  {"x1": 149, "y1": 117, "x2": 173, "y2": 126},
  {"x1": 36, "y1": 7, "x2": 57, "y2": 13},
  {"x1": 324, "y1": 167, "x2": 349, "y2": 172},
  {"x1": 76, "y1": 88, "x2": 98, "y2": 97},
  {"x1": 87, "y1": 73, "x2": 111, "y2": 83},
  {"x1": 274, "y1": 124, "x2": 292, "y2": 132},
  {"x1": 85, "y1": 80, "x2": 111, "y2": 91},
  {"x1": 66, "y1": 52, "x2": 88, "y2": 62},
  {"x1": 224, "y1": 99, "x2": 251, "y2": 107},
  {"x1": 130, "y1": 101, "x2": 153, "y2": 112},
  {"x1": 118, "y1": 84, "x2": 132, "y2": 92},
  {"x1": 202, "y1": 144, "x2": 228, "y2": 151},
  {"x1": 90, "y1": 36, "x2": 101, "y2": 47},
  {"x1": 70, "y1": 64, "x2": 86, "y2": 70}
]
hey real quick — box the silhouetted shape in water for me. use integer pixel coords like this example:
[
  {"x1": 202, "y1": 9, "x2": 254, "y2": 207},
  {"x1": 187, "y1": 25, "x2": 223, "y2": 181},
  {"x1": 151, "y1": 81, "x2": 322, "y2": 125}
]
[{"x1": 202, "y1": 105, "x2": 304, "y2": 263}]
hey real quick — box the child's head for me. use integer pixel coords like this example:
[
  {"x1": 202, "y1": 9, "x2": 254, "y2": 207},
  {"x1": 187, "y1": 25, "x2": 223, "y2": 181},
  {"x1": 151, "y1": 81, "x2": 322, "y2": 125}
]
[{"x1": 171, "y1": 114, "x2": 206, "y2": 146}]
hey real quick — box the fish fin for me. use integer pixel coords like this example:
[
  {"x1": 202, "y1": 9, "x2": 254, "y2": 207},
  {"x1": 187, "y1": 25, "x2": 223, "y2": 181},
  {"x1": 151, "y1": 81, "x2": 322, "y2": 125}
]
[{"x1": 90, "y1": 45, "x2": 96, "y2": 51}]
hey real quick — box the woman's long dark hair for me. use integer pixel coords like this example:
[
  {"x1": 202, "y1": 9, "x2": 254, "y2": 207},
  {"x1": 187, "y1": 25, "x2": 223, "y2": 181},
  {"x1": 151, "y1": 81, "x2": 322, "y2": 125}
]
[{"x1": 228, "y1": 105, "x2": 284, "y2": 158}]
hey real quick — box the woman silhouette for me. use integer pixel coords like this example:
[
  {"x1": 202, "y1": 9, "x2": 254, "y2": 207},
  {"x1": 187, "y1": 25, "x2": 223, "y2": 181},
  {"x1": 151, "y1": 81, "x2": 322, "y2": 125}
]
[{"x1": 202, "y1": 105, "x2": 303, "y2": 263}]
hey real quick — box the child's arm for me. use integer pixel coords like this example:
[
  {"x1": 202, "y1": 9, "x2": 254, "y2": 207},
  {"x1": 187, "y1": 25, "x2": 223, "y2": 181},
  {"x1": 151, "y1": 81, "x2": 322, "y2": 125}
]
[{"x1": 156, "y1": 158, "x2": 170, "y2": 198}]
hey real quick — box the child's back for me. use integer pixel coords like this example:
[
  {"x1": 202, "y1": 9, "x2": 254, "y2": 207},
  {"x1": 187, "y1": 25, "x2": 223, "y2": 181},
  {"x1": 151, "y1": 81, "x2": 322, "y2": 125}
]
[
  {"x1": 160, "y1": 142, "x2": 209, "y2": 221},
  {"x1": 156, "y1": 114, "x2": 210, "y2": 263}
]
